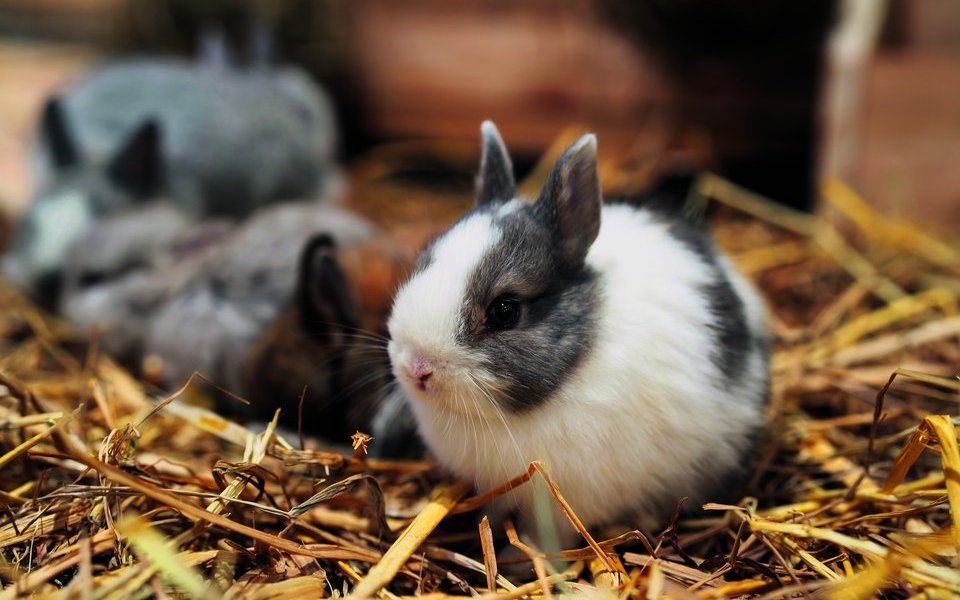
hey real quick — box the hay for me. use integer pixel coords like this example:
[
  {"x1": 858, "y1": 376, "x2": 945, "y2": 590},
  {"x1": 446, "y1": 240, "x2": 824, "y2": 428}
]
[{"x1": 1, "y1": 157, "x2": 959, "y2": 598}]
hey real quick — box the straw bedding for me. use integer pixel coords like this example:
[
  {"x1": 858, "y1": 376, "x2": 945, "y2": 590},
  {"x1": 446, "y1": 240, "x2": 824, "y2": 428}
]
[{"x1": 0, "y1": 154, "x2": 958, "y2": 598}]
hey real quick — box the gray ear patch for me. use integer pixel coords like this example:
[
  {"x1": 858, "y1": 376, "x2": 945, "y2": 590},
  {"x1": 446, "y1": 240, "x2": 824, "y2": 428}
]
[
  {"x1": 475, "y1": 120, "x2": 516, "y2": 206},
  {"x1": 534, "y1": 134, "x2": 601, "y2": 270}
]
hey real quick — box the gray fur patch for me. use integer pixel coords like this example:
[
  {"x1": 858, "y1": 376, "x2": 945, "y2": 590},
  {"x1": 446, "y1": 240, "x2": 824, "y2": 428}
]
[
  {"x1": 632, "y1": 201, "x2": 753, "y2": 384},
  {"x1": 456, "y1": 203, "x2": 599, "y2": 413},
  {"x1": 701, "y1": 277, "x2": 752, "y2": 383}
]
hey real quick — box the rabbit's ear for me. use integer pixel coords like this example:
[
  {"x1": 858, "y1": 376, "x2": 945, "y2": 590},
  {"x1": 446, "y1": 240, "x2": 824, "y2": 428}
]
[
  {"x1": 197, "y1": 25, "x2": 234, "y2": 69},
  {"x1": 40, "y1": 98, "x2": 79, "y2": 170},
  {"x1": 107, "y1": 119, "x2": 163, "y2": 198},
  {"x1": 475, "y1": 120, "x2": 516, "y2": 207},
  {"x1": 534, "y1": 134, "x2": 601, "y2": 269},
  {"x1": 298, "y1": 234, "x2": 362, "y2": 338}
]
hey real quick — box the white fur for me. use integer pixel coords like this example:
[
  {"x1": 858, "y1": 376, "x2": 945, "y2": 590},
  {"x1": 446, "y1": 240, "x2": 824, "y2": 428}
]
[
  {"x1": 388, "y1": 203, "x2": 768, "y2": 537},
  {"x1": 389, "y1": 213, "x2": 499, "y2": 377},
  {"x1": 494, "y1": 198, "x2": 525, "y2": 217},
  {"x1": 10, "y1": 191, "x2": 93, "y2": 282}
]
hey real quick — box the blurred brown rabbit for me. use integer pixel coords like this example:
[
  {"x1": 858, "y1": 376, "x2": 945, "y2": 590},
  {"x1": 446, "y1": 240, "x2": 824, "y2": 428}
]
[{"x1": 243, "y1": 235, "x2": 408, "y2": 441}]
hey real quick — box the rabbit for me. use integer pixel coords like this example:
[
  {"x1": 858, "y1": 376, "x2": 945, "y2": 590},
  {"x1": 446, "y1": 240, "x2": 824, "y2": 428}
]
[
  {"x1": 59, "y1": 198, "x2": 405, "y2": 440},
  {"x1": 5, "y1": 114, "x2": 164, "y2": 304},
  {"x1": 59, "y1": 202, "x2": 232, "y2": 361},
  {"x1": 377, "y1": 122, "x2": 770, "y2": 540},
  {"x1": 4, "y1": 57, "x2": 340, "y2": 303},
  {"x1": 36, "y1": 60, "x2": 338, "y2": 213},
  {"x1": 142, "y1": 202, "x2": 391, "y2": 419},
  {"x1": 244, "y1": 233, "x2": 408, "y2": 442}
]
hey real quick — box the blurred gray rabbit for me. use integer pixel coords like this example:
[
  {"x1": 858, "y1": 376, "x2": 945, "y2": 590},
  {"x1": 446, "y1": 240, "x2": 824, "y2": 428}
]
[
  {"x1": 60, "y1": 200, "x2": 402, "y2": 440},
  {"x1": 4, "y1": 56, "x2": 340, "y2": 303},
  {"x1": 144, "y1": 202, "x2": 376, "y2": 391},
  {"x1": 59, "y1": 202, "x2": 232, "y2": 361}
]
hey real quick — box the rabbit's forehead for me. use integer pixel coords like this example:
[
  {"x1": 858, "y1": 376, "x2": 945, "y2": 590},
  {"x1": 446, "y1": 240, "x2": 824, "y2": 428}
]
[
  {"x1": 424, "y1": 212, "x2": 502, "y2": 291},
  {"x1": 390, "y1": 213, "x2": 501, "y2": 346},
  {"x1": 461, "y1": 207, "x2": 560, "y2": 305}
]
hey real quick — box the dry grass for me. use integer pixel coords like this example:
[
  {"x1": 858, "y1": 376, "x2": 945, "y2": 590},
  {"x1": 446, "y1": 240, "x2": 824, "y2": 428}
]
[{"x1": 0, "y1": 156, "x2": 959, "y2": 598}]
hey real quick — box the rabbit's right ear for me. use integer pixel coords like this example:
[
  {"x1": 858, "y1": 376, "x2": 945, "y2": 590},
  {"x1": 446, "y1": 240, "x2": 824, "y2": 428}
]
[
  {"x1": 41, "y1": 98, "x2": 78, "y2": 170},
  {"x1": 475, "y1": 120, "x2": 516, "y2": 206},
  {"x1": 298, "y1": 234, "x2": 362, "y2": 338},
  {"x1": 108, "y1": 119, "x2": 163, "y2": 198},
  {"x1": 534, "y1": 134, "x2": 601, "y2": 269}
]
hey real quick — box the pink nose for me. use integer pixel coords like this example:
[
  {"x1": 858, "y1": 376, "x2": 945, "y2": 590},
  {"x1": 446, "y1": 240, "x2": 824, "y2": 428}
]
[{"x1": 411, "y1": 356, "x2": 434, "y2": 384}]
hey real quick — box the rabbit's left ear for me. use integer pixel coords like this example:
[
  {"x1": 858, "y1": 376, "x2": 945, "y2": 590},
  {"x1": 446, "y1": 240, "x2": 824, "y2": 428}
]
[
  {"x1": 534, "y1": 134, "x2": 601, "y2": 269},
  {"x1": 298, "y1": 234, "x2": 362, "y2": 338},
  {"x1": 40, "y1": 97, "x2": 78, "y2": 170},
  {"x1": 475, "y1": 120, "x2": 516, "y2": 207}
]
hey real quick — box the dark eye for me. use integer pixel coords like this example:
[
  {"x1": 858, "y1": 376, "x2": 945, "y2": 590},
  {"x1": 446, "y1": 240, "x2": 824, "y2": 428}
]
[
  {"x1": 78, "y1": 271, "x2": 107, "y2": 288},
  {"x1": 485, "y1": 296, "x2": 521, "y2": 331}
]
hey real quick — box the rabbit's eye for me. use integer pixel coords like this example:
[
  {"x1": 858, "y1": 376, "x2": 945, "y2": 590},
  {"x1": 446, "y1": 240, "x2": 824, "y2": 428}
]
[
  {"x1": 486, "y1": 296, "x2": 520, "y2": 331},
  {"x1": 79, "y1": 271, "x2": 107, "y2": 288}
]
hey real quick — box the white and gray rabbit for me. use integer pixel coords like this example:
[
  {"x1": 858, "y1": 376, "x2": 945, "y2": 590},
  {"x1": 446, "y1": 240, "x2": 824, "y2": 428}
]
[
  {"x1": 5, "y1": 57, "x2": 339, "y2": 301},
  {"x1": 379, "y1": 122, "x2": 770, "y2": 538}
]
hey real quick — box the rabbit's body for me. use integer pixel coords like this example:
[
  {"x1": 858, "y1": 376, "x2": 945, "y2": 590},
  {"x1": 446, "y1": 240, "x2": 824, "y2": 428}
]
[
  {"x1": 383, "y1": 123, "x2": 769, "y2": 536},
  {"x1": 48, "y1": 60, "x2": 337, "y2": 214}
]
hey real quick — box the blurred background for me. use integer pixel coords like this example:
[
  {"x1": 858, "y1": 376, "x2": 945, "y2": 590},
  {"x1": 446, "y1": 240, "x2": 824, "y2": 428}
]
[{"x1": 0, "y1": 0, "x2": 958, "y2": 230}]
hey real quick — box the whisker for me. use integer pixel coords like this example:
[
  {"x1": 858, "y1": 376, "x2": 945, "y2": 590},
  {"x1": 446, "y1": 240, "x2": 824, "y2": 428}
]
[
  {"x1": 293, "y1": 331, "x2": 390, "y2": 348},
  {"x1": 277, "y1": 348, "x2": 388, "y2": 375},
  {"x1": 298, "y1": 321, "x2": 390, "y2": 342},
  {"x1": 348, "y1": 379, "x2": 399, "y2": 427},
  {"x1": 468, "y1": 372, "x2": 525, "y2": 513},
  {"x1": 330, "y1": 369, "x2": 394, "y2": 404}
]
